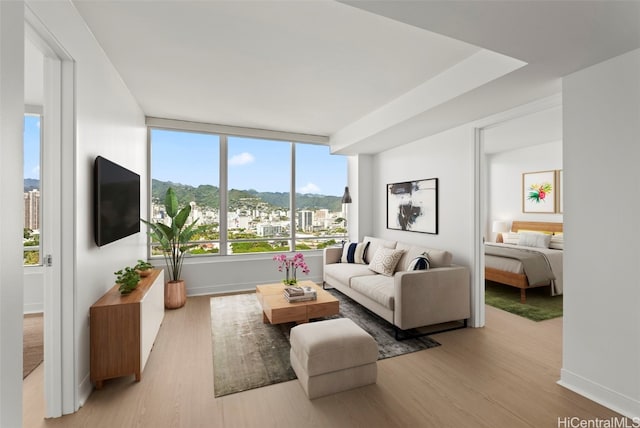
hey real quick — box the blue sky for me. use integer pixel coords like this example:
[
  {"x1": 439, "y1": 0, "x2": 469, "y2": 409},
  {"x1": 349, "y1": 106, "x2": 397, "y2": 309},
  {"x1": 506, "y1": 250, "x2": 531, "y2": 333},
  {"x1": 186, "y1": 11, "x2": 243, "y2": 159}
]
[
  {"x1": 24, "y1": 115, "x2": 41, "y2": 180},
  {"x1": 151, "y1": 129, "x2": 347, "y2": 196},
  {"x1": 23, "y1": 124, "x2": 348, "y2": 196}
]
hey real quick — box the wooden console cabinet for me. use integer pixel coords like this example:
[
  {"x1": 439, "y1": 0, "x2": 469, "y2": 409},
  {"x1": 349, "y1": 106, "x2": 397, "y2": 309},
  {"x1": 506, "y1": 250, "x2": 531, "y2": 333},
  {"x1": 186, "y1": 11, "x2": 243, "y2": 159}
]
[{"x1": 90, "y1": 269, "x2": 164, "y2": 389}]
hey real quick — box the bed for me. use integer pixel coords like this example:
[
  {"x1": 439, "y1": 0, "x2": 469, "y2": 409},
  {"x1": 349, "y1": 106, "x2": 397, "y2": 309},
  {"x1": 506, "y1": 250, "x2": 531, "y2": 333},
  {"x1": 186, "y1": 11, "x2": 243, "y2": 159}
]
[{"x1": 484, "y1": 221, "x2": 563, "y2": 303}]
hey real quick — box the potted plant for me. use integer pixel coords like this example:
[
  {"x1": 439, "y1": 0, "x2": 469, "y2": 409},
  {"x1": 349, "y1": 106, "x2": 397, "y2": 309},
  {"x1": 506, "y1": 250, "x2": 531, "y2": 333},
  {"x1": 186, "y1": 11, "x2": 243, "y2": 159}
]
[
  {"x1": 141, "y1": 187, "x2": 198, "y2": 309},
  {"x1": 115, "y1": 266, "x2": 141, "y2": 295},
  {"x1": 134, "y1": 259, "x2": 154, "y2": 277}
]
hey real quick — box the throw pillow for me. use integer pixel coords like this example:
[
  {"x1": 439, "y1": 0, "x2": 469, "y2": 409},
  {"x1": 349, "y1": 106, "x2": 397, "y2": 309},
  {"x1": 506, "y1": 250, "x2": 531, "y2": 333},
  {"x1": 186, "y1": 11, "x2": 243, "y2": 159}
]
[
  {"x1": 341, "y1": 241, "x2": 370, "y2": 264},
  {"x1": 518, "y1": 232, "x2": 552, "y2": 248},
  {"x1": 407, "y1": 253, "x2": 430, "y2": 270},
  {"x1": 368, "y1": 247, "x2": 405, "y2": 276},
  {"x1": 549, "y1": 234, "x2": 564, "y2": 250}
]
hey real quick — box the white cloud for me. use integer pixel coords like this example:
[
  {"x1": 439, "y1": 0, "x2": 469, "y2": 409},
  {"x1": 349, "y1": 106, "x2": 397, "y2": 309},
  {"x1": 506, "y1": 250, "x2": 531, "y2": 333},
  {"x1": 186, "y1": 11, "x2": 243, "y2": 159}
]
[
  {"x1": 32, "y1": 166, "x2": 40, "y2": 176},
  {"x1": 299, "y1": 182, "x2": 321, "y2": 194},
  {"x1": 229, "y1": 152, "x2": 255, "y2": 166}
]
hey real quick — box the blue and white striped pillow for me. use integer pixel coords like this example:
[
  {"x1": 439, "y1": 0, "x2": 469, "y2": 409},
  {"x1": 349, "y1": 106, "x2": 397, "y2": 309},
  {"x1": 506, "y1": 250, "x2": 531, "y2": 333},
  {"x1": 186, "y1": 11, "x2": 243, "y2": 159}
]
[
  {"x1": 341, "y1": 241, "x2": 370, "y2": 264},
  {"x1": 407, "y1": 255, "x2": 430, "y2": 271}
]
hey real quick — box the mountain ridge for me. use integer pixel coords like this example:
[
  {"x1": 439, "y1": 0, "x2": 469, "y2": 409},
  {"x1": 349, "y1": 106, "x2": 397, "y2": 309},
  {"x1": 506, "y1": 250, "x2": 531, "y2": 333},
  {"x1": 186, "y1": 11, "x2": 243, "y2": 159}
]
[{"x1": 152, "y1": 179, "x2": 342, "y2": 212}]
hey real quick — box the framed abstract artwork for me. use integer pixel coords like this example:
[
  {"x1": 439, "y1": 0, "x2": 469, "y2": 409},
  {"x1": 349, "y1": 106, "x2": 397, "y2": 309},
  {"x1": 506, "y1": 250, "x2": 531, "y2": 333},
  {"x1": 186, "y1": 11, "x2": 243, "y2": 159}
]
[
  {"x1": 522, "y1": 170, "x2": 556, "y2": 213},
  {"x1": 387, "y1": 178, "x2": 438, "y2": 234}
]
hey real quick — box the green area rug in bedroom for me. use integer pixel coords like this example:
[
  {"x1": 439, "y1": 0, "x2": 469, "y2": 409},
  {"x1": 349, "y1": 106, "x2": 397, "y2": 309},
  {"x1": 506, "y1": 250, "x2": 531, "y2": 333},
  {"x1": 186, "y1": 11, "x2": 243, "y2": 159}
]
[{"x1": 485, "y1": 281, "x2": 563, "y2": 321}]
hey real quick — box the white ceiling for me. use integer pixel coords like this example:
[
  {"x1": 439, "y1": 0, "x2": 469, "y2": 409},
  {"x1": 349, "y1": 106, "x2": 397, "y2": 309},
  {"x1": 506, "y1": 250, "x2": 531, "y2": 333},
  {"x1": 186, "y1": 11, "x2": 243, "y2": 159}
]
[
  {"x1": 72, "y1": 0, "x2": 482, "y2": 137},
  {"x1": 484, "y1": 106, "x2": 563, "y2": 155},
  {"x1": 69, "y1": 0, "x2": 639, "y2": 154}
]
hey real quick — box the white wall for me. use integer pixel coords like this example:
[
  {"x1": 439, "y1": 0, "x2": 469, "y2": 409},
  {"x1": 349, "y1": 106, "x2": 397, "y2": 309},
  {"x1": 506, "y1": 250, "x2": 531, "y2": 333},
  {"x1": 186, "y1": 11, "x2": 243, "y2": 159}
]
[
  {"x1": 372, "y1": 125, "x2": 475, "y2": 269},
  {"x1": 560, "y1": 48, "x2": 640, "y2": 418},
  {"x1": 0, "y1": 2, "x2": 25, "y2": 426},
  {"x1": 348, "y1": 154, "x2": 374, "y2": 241},
  {"x1": 24, "y1": 267, "x2": 44, "y2": 313},
  {"x1": 28, "y1": 0, "x2": 147, "y2": 408},
  {"x1": 487, "y1": 141, "x2": 563, "y2": 240}
]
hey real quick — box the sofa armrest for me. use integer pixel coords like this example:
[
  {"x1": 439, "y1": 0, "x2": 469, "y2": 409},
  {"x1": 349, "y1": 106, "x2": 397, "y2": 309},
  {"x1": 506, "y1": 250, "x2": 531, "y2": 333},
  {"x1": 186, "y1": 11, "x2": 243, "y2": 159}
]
[
  {"x1": 393, "y1": 266, "x2": 470, "y2": 330},
  {"x1": 323, "y1": 247, "x2": 342, "y2": 265}
]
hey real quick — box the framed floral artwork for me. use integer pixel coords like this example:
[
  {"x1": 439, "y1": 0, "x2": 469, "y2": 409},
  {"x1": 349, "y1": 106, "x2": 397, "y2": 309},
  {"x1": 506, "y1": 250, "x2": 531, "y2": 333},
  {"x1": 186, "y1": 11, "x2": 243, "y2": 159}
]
[
  {"x1": 522, "y1": 170, "x2": 556, "y2": 213},
  {"x1": 387, "y1": 178, "x2": 438, "y2": 234}
]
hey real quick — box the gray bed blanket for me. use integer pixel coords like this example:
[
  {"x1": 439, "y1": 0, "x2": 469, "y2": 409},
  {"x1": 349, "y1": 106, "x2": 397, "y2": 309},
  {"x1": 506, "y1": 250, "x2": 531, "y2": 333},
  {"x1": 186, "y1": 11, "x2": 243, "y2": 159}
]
[{"x1": 485, "y1": 245, "x2": 555, "y2": 287}]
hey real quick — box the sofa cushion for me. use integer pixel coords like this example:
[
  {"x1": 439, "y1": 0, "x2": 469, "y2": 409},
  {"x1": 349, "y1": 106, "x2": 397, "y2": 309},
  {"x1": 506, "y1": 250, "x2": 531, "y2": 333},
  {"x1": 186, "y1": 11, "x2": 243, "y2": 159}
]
[
  {"x1": 362, "y1": 236, "x2": 396, "y2": 264},
  {"x1": 340, "y1": 241, "x2": 370, "y2": 264},
  {"x1": 324, "y1": 263, "x2": 377, "y2": 287},
  {"x1": 395, "y1": 243, "x2": 452, "y2": 270},
  {"x1": 368, "y1": 248, "x2": 404, "y2": 277},
  {"x1": 350, "y1": 275, "x2": 395, "y2": 310}
]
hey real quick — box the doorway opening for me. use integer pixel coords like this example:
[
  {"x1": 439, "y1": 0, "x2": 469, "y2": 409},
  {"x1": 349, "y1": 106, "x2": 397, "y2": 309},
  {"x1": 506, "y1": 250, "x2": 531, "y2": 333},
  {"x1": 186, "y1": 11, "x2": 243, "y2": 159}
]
[{"x1": 24, "y1": 10, "x2": 77, "y2": 418}]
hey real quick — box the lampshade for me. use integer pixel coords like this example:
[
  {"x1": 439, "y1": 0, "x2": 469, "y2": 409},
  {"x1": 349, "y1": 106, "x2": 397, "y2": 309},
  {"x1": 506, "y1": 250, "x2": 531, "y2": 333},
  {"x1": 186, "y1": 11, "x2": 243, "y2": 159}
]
[
  {"x1": 341, "y1": 186, "x2": 352, "y2": 204},
  {"x1": 492, "y1": 221, "x2": 509, "y2": 233}
]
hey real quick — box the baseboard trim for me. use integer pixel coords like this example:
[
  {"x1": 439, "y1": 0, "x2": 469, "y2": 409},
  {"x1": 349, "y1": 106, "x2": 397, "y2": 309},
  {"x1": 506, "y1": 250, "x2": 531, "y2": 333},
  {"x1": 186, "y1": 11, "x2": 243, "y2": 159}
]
[
  {"x1": 559, "y1": 368, "x2": 640, "y2": 419},
  {"x1": 78, "y1": 372, "x2": 93, "y2": 409},
  {"x1": 23, "y1": 303, "x2": 43, "y2": 314}
]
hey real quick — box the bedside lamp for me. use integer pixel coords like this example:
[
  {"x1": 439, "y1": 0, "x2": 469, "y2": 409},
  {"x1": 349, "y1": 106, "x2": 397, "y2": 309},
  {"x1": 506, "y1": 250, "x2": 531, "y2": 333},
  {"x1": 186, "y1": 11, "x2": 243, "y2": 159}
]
[{"x1": 492, "y1": 221, "x2": 510, "y2": 243}]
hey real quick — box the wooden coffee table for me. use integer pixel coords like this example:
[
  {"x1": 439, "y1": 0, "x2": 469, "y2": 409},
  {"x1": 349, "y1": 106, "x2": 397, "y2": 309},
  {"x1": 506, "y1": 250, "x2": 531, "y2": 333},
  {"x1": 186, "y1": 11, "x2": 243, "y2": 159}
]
[{"x1": 256, "y1": 280, "x2": 339, "y2": 325}]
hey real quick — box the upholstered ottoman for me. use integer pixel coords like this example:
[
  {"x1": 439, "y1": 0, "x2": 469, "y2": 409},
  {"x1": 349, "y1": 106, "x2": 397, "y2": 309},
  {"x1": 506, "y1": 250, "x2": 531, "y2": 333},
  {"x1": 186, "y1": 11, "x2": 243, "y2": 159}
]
[{"x1": 290, "y1": 318, "x2": 378, "y2": 399}]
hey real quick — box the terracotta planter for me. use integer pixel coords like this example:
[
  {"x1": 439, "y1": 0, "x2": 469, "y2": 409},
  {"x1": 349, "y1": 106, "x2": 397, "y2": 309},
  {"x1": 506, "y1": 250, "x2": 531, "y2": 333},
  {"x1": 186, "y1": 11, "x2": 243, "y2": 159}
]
[
  {"x1": 138, "y1": 269, "x2": 152, "y2": 277},
  {"x1": 165, "y1": 280, "x2": 186, "y2": 309}
]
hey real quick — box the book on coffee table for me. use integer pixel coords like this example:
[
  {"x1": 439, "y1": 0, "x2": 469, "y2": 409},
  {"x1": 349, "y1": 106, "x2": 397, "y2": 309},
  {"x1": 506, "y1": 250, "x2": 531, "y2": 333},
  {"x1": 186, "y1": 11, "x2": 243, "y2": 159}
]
[
  {"x1": 283, "y1": 285, "x2": 317, "y2": 302},
  {"x1": 283, "y1": 292, "x2": 317, "y2": 302},
  {"x1": 284, "y1": 286, "x2": 315, "y2": 296}
]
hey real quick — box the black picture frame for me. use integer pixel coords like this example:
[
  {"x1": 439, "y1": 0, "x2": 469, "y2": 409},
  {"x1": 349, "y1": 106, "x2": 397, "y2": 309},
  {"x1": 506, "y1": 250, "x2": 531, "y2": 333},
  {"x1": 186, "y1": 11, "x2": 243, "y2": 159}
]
[{"x1": 386, "y1": 178, "x2": 438, "y2": 234}]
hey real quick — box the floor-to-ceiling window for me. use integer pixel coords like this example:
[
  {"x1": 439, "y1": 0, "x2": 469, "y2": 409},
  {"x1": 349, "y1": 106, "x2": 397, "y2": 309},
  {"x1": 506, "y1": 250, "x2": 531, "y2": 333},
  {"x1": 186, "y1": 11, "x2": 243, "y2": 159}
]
[
  {"x1": 149, "y1": 126, "x2": 347, "y2": 257},
  {"x1": 295, "y1": 143, "x2": 346, "y2": 250},
  {"x1": 227, "y1": 136, "x2": 291, "y2": 254},
  {"x1": 150, "y1": 128, "x2": 220, "y2": 256}
]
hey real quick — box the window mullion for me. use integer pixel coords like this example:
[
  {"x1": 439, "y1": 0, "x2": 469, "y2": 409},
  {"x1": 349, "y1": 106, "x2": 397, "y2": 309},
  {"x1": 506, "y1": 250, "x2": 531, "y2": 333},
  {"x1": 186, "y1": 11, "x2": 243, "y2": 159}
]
[
  {"x1": 219, "y1": 135, "x2": 228, "y2": 256},
  {"x1": 290, "y1": 142, "x2": 296, "y2": 252}
]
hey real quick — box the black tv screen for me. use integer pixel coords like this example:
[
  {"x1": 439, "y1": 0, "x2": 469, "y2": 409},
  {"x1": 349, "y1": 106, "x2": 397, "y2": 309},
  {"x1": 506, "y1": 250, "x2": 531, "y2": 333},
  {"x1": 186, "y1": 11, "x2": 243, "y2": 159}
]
[{"x1": 94, "y1": 156, "x2": 140, "y2": 247}]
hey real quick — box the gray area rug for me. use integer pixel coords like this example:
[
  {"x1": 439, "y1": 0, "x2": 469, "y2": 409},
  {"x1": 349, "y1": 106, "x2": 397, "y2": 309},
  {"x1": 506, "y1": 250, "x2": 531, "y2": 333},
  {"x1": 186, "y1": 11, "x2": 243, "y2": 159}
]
[{"x1": 210, "y1": 288, "x2": 440, "y2": 397}]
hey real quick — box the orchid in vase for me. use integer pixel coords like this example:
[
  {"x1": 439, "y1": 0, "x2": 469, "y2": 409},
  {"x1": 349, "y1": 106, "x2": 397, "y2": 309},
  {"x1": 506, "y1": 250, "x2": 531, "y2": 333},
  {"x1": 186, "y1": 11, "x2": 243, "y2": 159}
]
[{"x1": 273, "y1": 253, "x2": 310, "y2": 285}]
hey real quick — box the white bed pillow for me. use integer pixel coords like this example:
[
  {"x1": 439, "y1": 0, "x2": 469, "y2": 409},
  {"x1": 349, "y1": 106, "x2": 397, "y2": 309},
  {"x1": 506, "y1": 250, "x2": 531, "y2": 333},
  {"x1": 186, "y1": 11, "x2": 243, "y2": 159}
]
[
  {"x1": 518, "y1": 232, "x2": 552, "y2": 248},
  {"x1": 549, "y1": 234, "x2": 564, "y2": 250},
  {"x1": 502, "y1": 232, "x2": 520, "y2": 245}
]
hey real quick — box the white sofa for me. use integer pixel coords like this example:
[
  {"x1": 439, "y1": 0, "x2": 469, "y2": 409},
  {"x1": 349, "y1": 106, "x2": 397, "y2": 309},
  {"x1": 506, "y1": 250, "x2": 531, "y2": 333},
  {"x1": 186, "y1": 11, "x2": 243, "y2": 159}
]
[{"x1": 323, "y1": 236, "x2": 470, "y2": 337}]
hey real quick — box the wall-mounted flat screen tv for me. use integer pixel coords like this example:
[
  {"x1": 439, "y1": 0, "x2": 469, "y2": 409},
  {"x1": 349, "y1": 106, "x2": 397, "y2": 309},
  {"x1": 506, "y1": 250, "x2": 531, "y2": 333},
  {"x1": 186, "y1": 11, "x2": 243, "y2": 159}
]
[{"x1": 94, "y1": 156, "x2": 140, "y2": 247}]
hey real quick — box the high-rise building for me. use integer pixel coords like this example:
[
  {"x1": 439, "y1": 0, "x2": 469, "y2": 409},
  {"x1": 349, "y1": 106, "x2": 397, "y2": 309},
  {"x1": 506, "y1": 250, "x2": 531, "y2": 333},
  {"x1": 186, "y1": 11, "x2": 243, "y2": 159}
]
[
  {"x1": 298, "y1": 210, "x2": 313, "y2": 232},
  {"x1": 24, "y1": 189, "x2": 40, "y2": 230}
]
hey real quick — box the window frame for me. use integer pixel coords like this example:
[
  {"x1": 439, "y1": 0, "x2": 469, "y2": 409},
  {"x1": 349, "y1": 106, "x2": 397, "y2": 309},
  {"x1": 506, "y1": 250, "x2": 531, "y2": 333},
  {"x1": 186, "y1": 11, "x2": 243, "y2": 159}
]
[{"x1": 146, "y1": 118, "x2": 345, "y2": 259}]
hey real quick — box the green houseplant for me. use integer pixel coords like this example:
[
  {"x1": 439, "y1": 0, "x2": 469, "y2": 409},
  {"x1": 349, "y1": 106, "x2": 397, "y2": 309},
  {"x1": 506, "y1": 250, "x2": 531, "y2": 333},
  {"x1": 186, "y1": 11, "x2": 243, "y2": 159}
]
[
  {"x1": 115, "y1": 266, "x2": 141, "y2": 295},
  {"x1": 134, "y1": 259, "x2": 154, "y2": 277},
  {"x1": 141, "y1": 187, "x2": 198, "y2": 309}
]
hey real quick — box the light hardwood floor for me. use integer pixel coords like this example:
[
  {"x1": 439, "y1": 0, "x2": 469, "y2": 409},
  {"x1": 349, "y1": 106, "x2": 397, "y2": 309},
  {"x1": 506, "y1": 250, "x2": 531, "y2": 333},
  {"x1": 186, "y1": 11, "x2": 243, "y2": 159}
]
[{"x1": 24, "y1": 296, "x2": 621, "y2": 427}]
